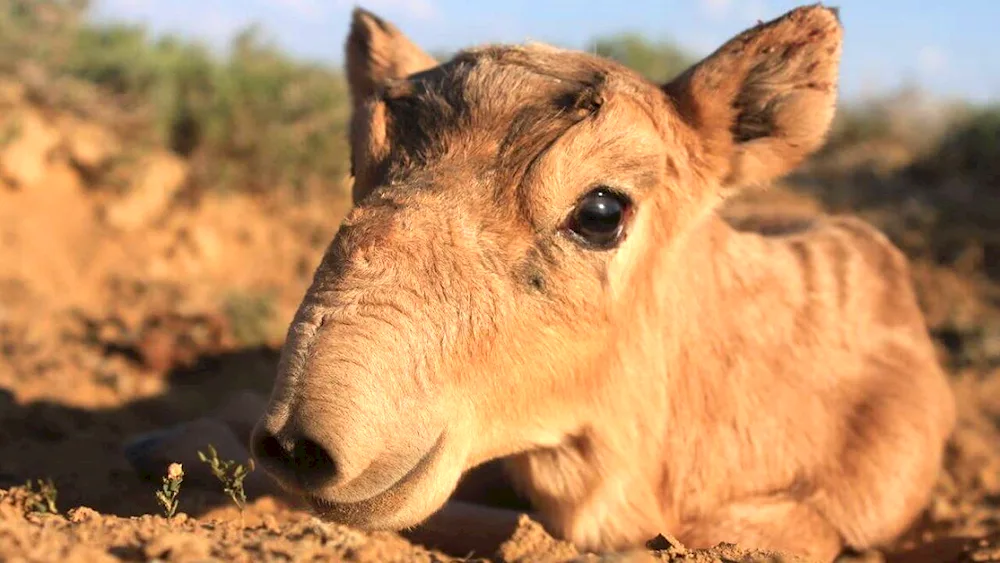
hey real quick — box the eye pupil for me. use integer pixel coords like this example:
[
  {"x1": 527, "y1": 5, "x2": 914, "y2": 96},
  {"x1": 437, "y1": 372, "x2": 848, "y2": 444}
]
[{"x1": 567, "y1": 188, "x2": 629, "y2": 249}]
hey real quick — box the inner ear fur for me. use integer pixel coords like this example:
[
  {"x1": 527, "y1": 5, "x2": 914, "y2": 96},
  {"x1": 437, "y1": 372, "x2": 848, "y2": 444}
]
[{"x1": 663, "y1": 5, "x2": 843, "y2": 189}]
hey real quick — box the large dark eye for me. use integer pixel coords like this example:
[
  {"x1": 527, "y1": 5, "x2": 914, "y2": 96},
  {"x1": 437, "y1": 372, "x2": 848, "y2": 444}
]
[{"x1": 566, "y1": 187, "x2": 631, "y2": 249}]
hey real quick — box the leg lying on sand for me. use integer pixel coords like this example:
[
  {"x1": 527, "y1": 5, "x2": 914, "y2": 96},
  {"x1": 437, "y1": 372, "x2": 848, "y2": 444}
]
[
  {"x1": 123, "y1": 391, "x2": 282, "y2": 500},
  {"x1": 122, "y1": 390, "x2": 531, "y2": 557}
]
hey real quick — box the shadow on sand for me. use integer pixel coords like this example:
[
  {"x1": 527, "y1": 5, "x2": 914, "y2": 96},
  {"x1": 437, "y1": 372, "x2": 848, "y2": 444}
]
[{"x1": 0, "y1": 346, "x2": 282, "y2": 518}]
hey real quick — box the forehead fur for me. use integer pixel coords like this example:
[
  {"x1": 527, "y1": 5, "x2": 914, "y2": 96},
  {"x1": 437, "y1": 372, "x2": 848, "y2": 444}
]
[{"x1": 371, "y1": 43, "x2": 662, "y2": 176}]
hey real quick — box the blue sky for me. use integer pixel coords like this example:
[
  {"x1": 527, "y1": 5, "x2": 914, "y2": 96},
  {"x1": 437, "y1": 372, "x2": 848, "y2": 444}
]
[{"x1": 91, "y1": 0, "x2": 997, "y2": 103}]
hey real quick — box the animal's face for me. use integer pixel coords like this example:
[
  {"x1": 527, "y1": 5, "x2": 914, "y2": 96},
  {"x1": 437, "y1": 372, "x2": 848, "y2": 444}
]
[{"x1": 251, "y1": 5, "x2": 842, "y2": 530}]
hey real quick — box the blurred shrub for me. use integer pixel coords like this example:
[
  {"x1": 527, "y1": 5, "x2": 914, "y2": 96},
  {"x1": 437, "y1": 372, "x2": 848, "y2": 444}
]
[
  {"x1": 222, "y1": 291, "x2": 278, "y2": 347},
  {"x1": 823, "y1": 103, "x2": 896, "y2": 151},
  {"x1": 2, "y1": 1, "x2": 350, "y2": 201},
  {"x1": 910, "y1": 105, "x2": 1000, "y2": 184},
  {"x1": 67, "y1": 23, "x2": 352, "y2": 200},
  {"x1": 588, "y1": 32, "x2": 693, "y2": 83},
  {"x1": 0, "y1": 0, "x2": 87, "y2": 71},
  {"x1": 819, "y1": 86, "x2": 959, "y2": 156}
]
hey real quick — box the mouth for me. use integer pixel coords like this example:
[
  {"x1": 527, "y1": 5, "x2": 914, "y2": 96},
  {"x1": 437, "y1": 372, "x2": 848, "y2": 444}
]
[{"x1": 303, "y1": 431, "x2": 451, "y2": 529}]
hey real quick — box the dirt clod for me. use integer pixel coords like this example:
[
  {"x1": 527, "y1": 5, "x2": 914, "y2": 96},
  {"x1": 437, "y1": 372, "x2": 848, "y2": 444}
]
[{"x1": 497, "y1": 516, "x2": 581, "y2": 562}]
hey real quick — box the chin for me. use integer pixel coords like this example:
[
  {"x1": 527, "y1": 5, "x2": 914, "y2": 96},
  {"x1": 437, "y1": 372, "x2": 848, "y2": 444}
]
[{"x1": 303, "y1": 435, "x2": 466, "y2": 531}]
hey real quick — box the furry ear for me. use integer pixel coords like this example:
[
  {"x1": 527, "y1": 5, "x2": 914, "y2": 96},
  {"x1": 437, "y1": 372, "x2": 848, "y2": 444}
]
[
  {"x1": 663, "y1": 5, "x2": 843, "y2": 189},
  {"x1": 345, "y1": 8, "x2": 439, "y2": 109}
]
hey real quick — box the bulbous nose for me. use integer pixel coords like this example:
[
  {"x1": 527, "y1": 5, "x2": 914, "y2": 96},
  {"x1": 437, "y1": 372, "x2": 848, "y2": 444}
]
[{"x1": 251, "y1": 425, "x2": 340, "y2": 490}]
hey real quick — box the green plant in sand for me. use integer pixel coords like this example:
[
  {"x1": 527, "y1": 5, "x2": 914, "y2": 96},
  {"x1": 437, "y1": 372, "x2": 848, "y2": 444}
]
[
  {"x1": 197, "y1": 443, "x2": 255, "y2": 512},
  {"x1": 155, "y1": 462, "x2": 184, "y2": 518},
  {"x1": 23, "y1": 478, "x2": 58, "y2": 514}
]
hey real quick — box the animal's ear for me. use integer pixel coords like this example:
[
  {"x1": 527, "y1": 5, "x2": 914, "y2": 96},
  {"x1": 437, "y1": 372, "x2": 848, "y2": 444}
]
[
  {"x1": 345, "y1": 8, "x2": 438, "y2": 109},
  {"x1": 663, "y1": 5, "x2": 843, "y2": 190}
]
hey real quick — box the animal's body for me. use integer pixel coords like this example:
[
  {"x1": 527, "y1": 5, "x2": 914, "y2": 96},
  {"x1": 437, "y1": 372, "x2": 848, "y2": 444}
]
[{"x1": 250, "y1": 5, "x2": 956, "y2": 561}]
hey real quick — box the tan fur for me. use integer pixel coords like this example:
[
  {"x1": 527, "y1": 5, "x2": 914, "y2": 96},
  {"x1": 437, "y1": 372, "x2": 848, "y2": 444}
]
[{"x1": 250, "y1": 6, "x2": 956, "y2": 562}]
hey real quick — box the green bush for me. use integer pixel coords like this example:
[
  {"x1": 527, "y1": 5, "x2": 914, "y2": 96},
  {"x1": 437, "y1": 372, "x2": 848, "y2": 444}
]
[
  {"x1": 923, "y1": 106, "x2": 1000, "y2": 180},
  {"x1": 62, "y1": 23, "x2": 352, "y2": 199},
  {"x1": 222, "y1": 291, "x2": 278, "y2": 347},
  {"x1": 588, "y1": 32, "x2": 693, "y2": 83},
  {"x1": 0, "y1": 1, "x2": 87, "y2": 71},
  {"x1": 2, "y1": 1, "x2": 351, "y2": 200}
]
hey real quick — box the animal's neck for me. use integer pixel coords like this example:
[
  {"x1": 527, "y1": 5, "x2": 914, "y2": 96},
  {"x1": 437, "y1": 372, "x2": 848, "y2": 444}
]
[
  {"x1": 625, "y1": 208, "x2": 783, "y2": 391},
  {"x1": 656, "y1": 211, "x2": 779, "y2": 356},
  {"x1": 641, "y1": 211, "x2": 827, "y2": 528},
  {"x1": 509, "y1": 210, "x2": 800, "y2": 550}
]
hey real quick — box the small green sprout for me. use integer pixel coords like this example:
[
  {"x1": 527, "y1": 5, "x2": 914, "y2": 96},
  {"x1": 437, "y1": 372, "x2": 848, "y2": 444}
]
[
  {"x1": 24, "y1": 478, "x2": 58, "y2": 514},
  {"x1": 197, "y1": 443, "x2": 255, "y2": 511}
]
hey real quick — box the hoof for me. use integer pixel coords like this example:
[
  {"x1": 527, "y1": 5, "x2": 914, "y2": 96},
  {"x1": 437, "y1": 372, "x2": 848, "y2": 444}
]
[{"x1": 122, "y1": 425, "x2": 186, "y2": 480}]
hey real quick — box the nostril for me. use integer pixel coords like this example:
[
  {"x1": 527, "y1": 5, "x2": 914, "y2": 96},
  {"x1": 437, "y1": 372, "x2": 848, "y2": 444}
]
[
  {"x1": 254, "y1": 432, "x2": 290, "y2": 465},
  {"x1": 291, "y1": 437, "x2": 339, "y2": 488},
  {"x1": 251, "y1": 427, "x2": 340, "y2": 490},
  {"x1": 251, "y1": 429, "x2": 296, "y2": 481}
]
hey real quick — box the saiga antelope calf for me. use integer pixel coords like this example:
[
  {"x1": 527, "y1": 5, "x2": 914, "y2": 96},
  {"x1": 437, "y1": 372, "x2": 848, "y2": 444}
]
[{"x1": 250, "y1": 5, "x2": 956, "y2": 561}]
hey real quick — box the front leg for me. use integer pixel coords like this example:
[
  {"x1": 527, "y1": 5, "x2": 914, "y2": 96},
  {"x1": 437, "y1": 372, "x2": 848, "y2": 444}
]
[
  {"x1": 400, "y1": 458, "x2": 536, "y2": 555},
  {"x1": 400, "y1": 500, "x2": 530, "y2": 556},
  {"x1": 679, "y1": 498, "x2": 844, "y2": 563}
]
